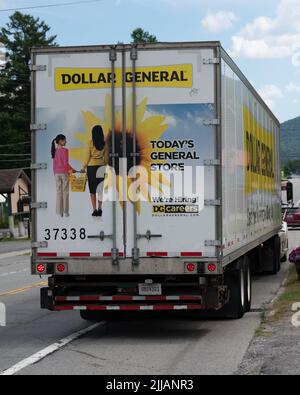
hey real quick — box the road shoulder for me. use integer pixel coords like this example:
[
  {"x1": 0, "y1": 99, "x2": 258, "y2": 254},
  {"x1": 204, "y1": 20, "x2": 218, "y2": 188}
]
[{"x1": 236, "y1": 265, "x2": 300, "y2": 375}]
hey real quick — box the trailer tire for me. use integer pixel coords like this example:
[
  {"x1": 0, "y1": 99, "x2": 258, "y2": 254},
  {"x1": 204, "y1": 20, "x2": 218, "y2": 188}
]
[
  {"x1": 244, "y1": 256, "x2": 252, "y2": 313},
  {"x1": 261, "y1": 235, "x2": 281, "y2": 275},
  {"x1": 219, "y1": 259, "x2": 245, "y2": 319},
  {"x1": 281, "y1": 254, "x2": 287, "y2": 263},
  {"x1": 270, "y1": 235, "x2": 281, "y2": 275}
]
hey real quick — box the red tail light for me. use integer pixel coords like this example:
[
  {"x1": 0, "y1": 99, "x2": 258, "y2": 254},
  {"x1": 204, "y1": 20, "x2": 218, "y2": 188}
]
[
  {"x1": 36, "y1": 264, "x2": 46, "y2": 273},
  {"x1": 56, "y1": 264, "x2": 66, "y2": 273},
  {"x1": 186, "y1": 263, "x2": 197, "y2": 272},
  {"x1": 208, "y1": 263, "x2": 217, "y2": 272}
]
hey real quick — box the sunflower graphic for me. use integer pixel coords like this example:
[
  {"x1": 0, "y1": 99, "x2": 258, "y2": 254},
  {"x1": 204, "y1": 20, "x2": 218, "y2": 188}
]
[{"x1": 70, "y1": 95, "x2": 172, "y2": 213}]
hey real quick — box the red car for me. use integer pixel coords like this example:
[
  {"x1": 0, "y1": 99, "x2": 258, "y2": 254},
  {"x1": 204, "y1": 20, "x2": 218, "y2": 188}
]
[{"x1": 284, "y1": 207, "x2": 300, "y2": 227}]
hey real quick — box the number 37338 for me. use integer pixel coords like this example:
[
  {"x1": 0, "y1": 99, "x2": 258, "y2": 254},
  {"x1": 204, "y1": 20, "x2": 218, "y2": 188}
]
[{"x1": 44, "y1": 228, "x2": 87, "y2": 241}]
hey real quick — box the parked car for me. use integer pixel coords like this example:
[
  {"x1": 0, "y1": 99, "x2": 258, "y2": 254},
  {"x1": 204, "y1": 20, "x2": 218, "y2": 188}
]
[
  {"x1": 283, "y1": 207, "x2": 300, "y2": 228},
  {"x1": 279, "y1": 221, "x2": 288, "y2": 262}
]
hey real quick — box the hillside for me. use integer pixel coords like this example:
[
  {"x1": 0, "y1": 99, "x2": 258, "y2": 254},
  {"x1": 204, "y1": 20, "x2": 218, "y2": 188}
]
[{"x1": 281, "y1": 116, "x2": 300, "y2": 162}]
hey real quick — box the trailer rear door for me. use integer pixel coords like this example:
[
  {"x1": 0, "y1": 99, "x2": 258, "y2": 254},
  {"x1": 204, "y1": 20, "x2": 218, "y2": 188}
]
[{"x1": 32, "y1": 45, "x2": 219, "y2": 262}]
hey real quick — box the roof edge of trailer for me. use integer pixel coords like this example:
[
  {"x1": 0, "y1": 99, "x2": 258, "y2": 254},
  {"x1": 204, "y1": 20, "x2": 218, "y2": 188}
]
[
  {"x1": 220, "y1": 46, "x2": 280, "y2": 127},
  {"x1": 31, "y1": 41, "x2": 222, "y2": 54},
  {"x1": 31, "y1": 40, "x2": 280, "y2": 126}
]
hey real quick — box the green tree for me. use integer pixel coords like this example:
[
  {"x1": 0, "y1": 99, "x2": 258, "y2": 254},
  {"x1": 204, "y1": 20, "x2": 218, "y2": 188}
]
[
  {"x1": 0, "y1": 12, "x2": 57, "y2": 170},
  {"x1": 131, "y1": 28, "x2": 158, "y2": 44}
]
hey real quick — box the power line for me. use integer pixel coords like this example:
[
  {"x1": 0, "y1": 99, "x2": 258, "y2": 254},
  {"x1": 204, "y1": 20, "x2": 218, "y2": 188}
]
[
  {"x1": 0, "y1": 154, "x2": 31, "y2": 157},
  {"x1": 0, "y1": 159, "x2": 31, "y2": 162},
  {"x1": 0, "y1": 142, "x2": 30, "y2": 148},
  {"x1": 0, "y1": 0, "x2": 104, "y2": 13}
]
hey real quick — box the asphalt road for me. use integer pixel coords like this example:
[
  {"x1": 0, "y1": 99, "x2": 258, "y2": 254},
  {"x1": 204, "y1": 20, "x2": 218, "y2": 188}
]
[
  {"x1": 0, "y1": 179, "x2": 299, "y2": 375},
  {"x1": 0, "y1": 246, "x2": 295, "y2": 376},
  {"x1": 0, "y1": 240, "x2": 30, "y2": 255}
]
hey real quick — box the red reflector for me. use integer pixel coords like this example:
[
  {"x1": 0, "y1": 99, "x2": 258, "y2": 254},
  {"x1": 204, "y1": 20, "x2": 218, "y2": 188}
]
[
  {"x1": 208, "y1": 263, "x2": 217, "y2": 272},
  {"x1": 37, "y1": 264, "x2": 46, "y2": 273},
  {"x1": 56, "y1": 264, "x2": 66, "y2": 273},
  {"x1": 186, "y1": 263, "x2": 196, "y2": 272}
]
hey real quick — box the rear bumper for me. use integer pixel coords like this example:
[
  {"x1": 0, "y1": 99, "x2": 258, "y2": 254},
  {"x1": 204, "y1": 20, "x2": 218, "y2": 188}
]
[
  {"x1": 41, "y1": 285, "x2": 229, "y2": 312},
  {"x1": 286, "y1": 223, "x2": 300, "y2": 227},
  {"x1": 32, "y1": 257, "x2": 221, "y2": 276}
]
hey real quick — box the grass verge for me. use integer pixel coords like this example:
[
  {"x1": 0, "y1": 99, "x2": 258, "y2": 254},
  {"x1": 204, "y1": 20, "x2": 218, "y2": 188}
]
[{"x1": 256, "y1": 264, "x2": 300, "y2": 336}]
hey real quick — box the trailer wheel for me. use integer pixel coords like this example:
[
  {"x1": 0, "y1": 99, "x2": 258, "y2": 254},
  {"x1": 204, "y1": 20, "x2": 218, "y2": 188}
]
[
  {"x1": 261, "y1": 235, "x2": 281, "y2": 275},
  {"x1": 281, "y1": 254, "x2": 287, "y2": 263},
  {"x1": 219, "y1": 259, "x2": 245, "y2": 319},
  {"x1": 244, "y1": 256, "x2": 252, "y2": 313},
  {"x1": 270, "y1": 235, "x2": 281, "y2": 275}
]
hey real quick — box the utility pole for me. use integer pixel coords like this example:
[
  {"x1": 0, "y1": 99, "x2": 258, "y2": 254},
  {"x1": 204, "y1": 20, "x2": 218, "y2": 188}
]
[{"x1": 0, "y1": 43, "x2": 6, "y2": 69}]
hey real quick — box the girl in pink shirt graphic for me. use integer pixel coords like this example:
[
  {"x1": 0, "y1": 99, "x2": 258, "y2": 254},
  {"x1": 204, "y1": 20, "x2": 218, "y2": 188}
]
[{"x1": 51, "y1": 134, "x2": 76, "y2": 217}]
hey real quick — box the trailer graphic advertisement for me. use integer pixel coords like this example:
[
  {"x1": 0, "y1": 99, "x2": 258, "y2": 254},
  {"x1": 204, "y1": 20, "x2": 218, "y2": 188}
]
[{"x1": 37, "y1": 98, "x2": 209, "y2": 220}]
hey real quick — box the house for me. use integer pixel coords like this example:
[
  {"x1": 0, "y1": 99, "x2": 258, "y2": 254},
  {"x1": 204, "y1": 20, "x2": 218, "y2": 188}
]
[{"x1": 0, "y1": 169, "x2": 31, "y2": 217}]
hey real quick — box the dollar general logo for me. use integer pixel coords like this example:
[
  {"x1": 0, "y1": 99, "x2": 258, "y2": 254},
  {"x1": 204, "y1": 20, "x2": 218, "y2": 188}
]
[
  {"x1": 244, "y1": 106, "x2": 277, "y2": 195},
  {"x1": 0, "y1": 303, "x2": 6, "y2": 327},
  {"x1": 55, "y1": 64, "x2": 193, "y2": 91}
]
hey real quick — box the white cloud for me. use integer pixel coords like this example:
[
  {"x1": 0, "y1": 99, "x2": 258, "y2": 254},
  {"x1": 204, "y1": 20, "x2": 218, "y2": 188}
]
[
  {"x1": 201, "y1": 10, "x2": 237, "y2": 33},
  {"x1": 145, "y1": 110, "x2": 177, "y2": 128},
  {"x1": 230, "y1": 0, "x2": 300, "y2": 59},
  {"x1": 286, "y1": 82, "x2": 300, "y2": 92},
  {"x1": 258, "y1": 84, "x2": 283, "y2": 109}
]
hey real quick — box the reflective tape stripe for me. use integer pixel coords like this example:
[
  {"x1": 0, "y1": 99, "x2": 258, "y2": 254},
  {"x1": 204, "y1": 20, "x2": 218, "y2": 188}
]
[
  {"x1": 146, "y1": 252, "x2": 168, "y2": 257},
  {"x1": 55, "y1": 295, "x2": 202, "y2": 302},
  {"x1": 55, "y1": 304, "x2": 204, "y2": 311}
]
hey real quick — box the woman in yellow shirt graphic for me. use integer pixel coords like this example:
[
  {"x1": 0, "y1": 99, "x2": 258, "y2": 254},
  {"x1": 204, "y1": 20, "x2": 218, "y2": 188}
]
[{"x1": 81, "y1": 125, "x2": 109, "y2": 217}]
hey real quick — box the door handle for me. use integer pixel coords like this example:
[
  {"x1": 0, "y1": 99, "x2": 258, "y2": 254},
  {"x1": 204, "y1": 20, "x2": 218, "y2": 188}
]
[
  {"x1": 137, "y1": 230, "x2": 162, "y2": 241},
  {"x1": 88, "y1": 231, "x2": 113, "y2": 241}
]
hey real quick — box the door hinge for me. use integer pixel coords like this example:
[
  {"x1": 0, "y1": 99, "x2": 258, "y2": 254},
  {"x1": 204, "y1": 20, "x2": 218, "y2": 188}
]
[
  {"x1": 203, "y1": 119, "x2": 220, "y2": 126},
  {"x1": 31, "y1": 202, "x2": 47, "y2": 209},
  {"x1": 109, "y1": 47, "x2": 117, "y2": 62},
  {"x1": 203, "y1": 58, "x2": 220, "y2": 65},
  {"x1": 30, "y1": 123, "x2": 47, "y2": 131},
  {"x1": 130, "y1": 45, "x2": 138, "y2": 61},
  {"x1": 30, "y1": 65, "x2": 47, "y2": 72},
  {"x1": 137, "y1": 230, "x2": 162, "y2": 241},
  {"x1": 203, "y1": 159, "x2": 221, "y2": 166},
  {"x1": 32, "y1": 241, "x2": 48, "y2": 249},
  {"x1": 205, "y1": 199, "x2": 221, "y2": 207},
  {"x1": 205, "y1": 240, "x2": 222, "y2": 247},
  {"x1": 31, "y1": 163, "x2": 47, "y2": 170}
]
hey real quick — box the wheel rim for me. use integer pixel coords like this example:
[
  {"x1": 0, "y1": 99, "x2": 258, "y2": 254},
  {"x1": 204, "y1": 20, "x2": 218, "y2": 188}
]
[{"x1": 240, "y1": 269, "x2": 245, "y2": 308}]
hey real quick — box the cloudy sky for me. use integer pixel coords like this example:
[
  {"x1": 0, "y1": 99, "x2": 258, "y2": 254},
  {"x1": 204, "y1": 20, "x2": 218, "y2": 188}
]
[{"x1": 1, "y1": 0, "x2": 300, "y2": 122}]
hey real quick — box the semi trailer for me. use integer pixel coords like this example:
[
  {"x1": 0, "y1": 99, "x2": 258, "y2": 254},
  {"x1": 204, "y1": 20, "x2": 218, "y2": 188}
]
[{"x1": 31, "y1": 41, "x2": 282, "y2": 319}]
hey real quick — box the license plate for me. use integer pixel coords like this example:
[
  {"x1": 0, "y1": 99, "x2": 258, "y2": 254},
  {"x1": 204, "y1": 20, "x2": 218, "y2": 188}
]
[
  {"x1": 287, "y1": 215, "x2": 294, "y2": 220},
  {"x1": 138, "y1": 283, "x2": 162, "y2": 296}
]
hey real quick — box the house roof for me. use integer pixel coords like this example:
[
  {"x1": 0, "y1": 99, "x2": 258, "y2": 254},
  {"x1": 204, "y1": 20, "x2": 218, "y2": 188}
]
[{"x1": 0, "y1": 169, "x2": 31, "y2": 194}]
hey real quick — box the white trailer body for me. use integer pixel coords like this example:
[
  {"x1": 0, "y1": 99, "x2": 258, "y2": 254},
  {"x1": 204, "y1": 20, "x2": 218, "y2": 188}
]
[{"x1": 31, "y1": 42, "x2": 281, "y2": 317}]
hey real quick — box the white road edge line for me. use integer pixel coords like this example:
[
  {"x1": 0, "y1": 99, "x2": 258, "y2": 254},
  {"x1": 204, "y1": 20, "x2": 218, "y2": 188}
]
[
  {"x1": 0, "y1": 322, "x2": 105, "y2": 376},
  {"x1": 0, "y1": 250, "x2": 31, "y2": 260}
]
